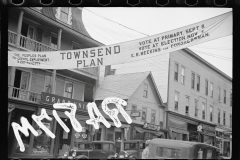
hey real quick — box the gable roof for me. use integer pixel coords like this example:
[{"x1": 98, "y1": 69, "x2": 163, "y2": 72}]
[{"x1": 94, "y1": 71, "x2": 164, "y2": 106}]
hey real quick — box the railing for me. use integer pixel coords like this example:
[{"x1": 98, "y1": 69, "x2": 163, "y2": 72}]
[
  {"x1": 8, "y1": 30, "x2": 17, "y2": 45},
  {"x1": 8, "y1": 30, "x2": 57, "y2": 52},
  {"x1": 8, "y1": 86, "x2": 41, "y2": 103}
]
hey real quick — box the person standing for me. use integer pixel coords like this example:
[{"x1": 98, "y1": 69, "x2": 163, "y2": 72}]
[{"x1": 142, "y1": 140, "x2": 151, "y2": 159}]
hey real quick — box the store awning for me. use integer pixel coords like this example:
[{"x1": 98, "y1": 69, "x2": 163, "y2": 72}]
[
  {"x1": 169, "y1": 127, "x2": 189, "y2": 135},
  {"x1": 134, "y1": 126, "x2": 163, "y2": 136},
  {"x1": 108, "y1": 121, "x2": 130, "y2": 128}
]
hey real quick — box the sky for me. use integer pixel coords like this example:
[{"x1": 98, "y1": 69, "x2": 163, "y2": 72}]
[{"x1": 81, "y1": 8, "x2": 232, "y2": 102}]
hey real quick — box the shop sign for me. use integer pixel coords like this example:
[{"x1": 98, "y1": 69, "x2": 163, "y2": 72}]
[
  {"x1": 130, "y1": 111, "x2": 141, "y2": 117},
  {"x1": 75, "y1": 132, "x2": 80, "y2": 139},
  {"x1": 41, "y1": 92, "x2": 88, "y2": 112},
  {"x1": 143, "y1": 122, "x2": 160, "y2": 131},
  {"x1": 8, "y1": 103, "x2": 16, "y2": 113},
  {"x1": 197, "y1": 125, "x2": 202, "y2": 132},
  {"x1": 82, "y1": 133, "x2": 87, "y2": 139},
  {"x1": 200, "y1": 123, "x2": 215, "y2": 132}
]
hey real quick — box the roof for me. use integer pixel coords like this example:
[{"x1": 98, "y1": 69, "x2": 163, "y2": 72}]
[
  {"x1": 150, "y1": 138, "x2": 218, "y2": 149},
  {"x1": 94, "y1": 71, "x2": 151, "y2": 100},
  {"x1": 183, "y1": 48, "x2": 232, "y2": 82}
]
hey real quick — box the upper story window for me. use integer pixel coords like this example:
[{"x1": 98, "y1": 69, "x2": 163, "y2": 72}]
[
  {"x1": 210, "y1": 106, "x2": 213, "y2": 122},
  {"x1": 44, "y1": 74, "x2": 52, "y2": 93},
  {"x1": 197, "y1": 75, "x2": 200, "y2": 92},
  {"x1": 143, "y1": 83, "x2": 148, "y2": 98},
  {"x1": 151, "y1": 109, "x2": 156, "y2": 123},
  {"x1": 195, "y1": 100, "x2": 198, "y2": 117},
  {"x1": 141, "y1": 108, "x2": 147, "y2": 121},
  {"x1": 55, "y1": 7, "x2": 72, "y2": 25},
  {"x1": 218, "y1": 87, "x2": 221, "y2": 103},
  {"x1": 202, "y1": 102, "x2": 206, "y2": 120},
  {"x1": 50, "y1": 34, "x2": 58, "y2": 50},
  {"x1": 64, "y1": 81, "x2": 73, "y2": 98},
  {"x1": 223, "y1": 111, "x2": 226, "y2": 126},
  {"x1": 181, "y1": 66, "x2": 185, "y2": 85},
  {"x1": 205, "y1": 79, "x2": 208, "y2": 96},
  {"x1": 210, "y1": 82, "x2": 213, "y2": 98},
  {"x1": 230, "y1": 113, "x2": 232, "y2": 128},
  {"x1": 185, "y1": 96, "x2": 189, "y2": 115},
  {"x1": 224, "y1": 90, "x2": 226, "y2": 104},
  {"x1": 230, "y1": 92, "x2": 232, "y2": 106},
  {"x1": 191, "y1": 72, "x2": 195, "y2": 89},
  {"x1": 174, "y1": 63, "x2": 179, "y2": 81},
  {"x1": 175, "y1": 91, "x2": 179, "y2": 111},
  {"x1": 131, "y1": 105, "x2": 137, "y2": 120},
  {"x1": 218, "y1": 109, "x2": 221, "y2": 124}
]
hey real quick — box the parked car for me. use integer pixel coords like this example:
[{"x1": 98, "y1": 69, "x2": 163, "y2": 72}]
[
  {"x1": 148, "y1": 138, "x2": 223, "y2": 159},
  {"x1": 58, "y1": 141, "x2": 117, "y2": 159},
  {"x1": 117, "y1": 140, "x2": 146, "y2": 159}
]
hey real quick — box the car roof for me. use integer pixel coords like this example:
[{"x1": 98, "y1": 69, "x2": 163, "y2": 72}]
[
  {"x1": 124, "y1": 140, "x2": 146, "y2": 143},
  {"x1": 150, "y1": 138, "x2": 218, "y2": 149}
]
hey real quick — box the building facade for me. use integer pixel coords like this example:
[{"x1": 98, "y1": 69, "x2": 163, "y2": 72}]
[
  {"x1": 8, "y1": 7, "x2": 103, "y2": 158},
  {"x1": 94, "y1": 67, "x2": 167, "y2": 151},
  {"x1": 166, "y1": 48, "x2": 232, "y2": 157}
]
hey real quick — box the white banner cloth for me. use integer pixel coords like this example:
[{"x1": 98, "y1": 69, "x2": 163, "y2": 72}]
[{"x1": 8, "y1": 11, "x2": 232, "y2": 69}]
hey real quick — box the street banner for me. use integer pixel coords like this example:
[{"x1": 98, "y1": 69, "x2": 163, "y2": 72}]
[{"x1": 8, "y1": 11, "x2": 232, "y2": 69}]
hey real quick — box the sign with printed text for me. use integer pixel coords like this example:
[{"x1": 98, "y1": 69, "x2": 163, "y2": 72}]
[
  {"x1": 8, "y1": 12, "x2": 232, "y2": 69},
  {"x1": 40, "y1": 92, "x2": 88, "y2": 112},
  {"x1": 143, "y1": 122, "x2": 160, "y2": 131},
  {"x1": 130, "y1": 111, "x2": 141, "y2": 117}
]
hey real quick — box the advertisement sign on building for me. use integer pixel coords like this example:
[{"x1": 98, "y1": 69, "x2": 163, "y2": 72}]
[
  {"x1": 143, "y1": 122, "x2": 160, "y2": 131},
  {"x1": 40, "y1": 92, "x2": 89, "y2": 112}
]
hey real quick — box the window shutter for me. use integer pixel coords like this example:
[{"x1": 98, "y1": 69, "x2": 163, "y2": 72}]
[{"x1": 36, "y1": 28, "x2": 43, "y2": 42}]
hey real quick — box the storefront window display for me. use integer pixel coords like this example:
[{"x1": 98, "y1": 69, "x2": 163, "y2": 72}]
[
  {"x1": 32, "y1": 118, "x2": 53, "y2": 155},
  {"x1": 203, "y1": 135, "x2": 213, "y2": 145},
  {"x1": 55, "y1": 118, "x2": 73, "y2": 156},
  {"x1": 10, "y1": 108, "x2": 35, "y2": 155}
]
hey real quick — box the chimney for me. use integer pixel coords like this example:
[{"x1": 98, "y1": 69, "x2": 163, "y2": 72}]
[{"x1": 97, "y1": 65, "x2": 114, "y2": 88}]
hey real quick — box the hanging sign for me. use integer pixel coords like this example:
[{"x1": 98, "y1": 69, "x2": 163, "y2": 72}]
[
  {"x1": 82, "y1": 133, "x2": 87, "y2": 139},
  {"x1": 143, "y1": 122, "x2": 160, "y2": 131},
  {"x1": 8, "y1": 103, "x2": 16, "y2": 113},
  {"x1": 130, "y1": 111, "x2": 141, "y2": 117},
  {"x1": 75, "y1": 132, "x2": 80, "y2": 139},
  {"x1": 8, "y1": 12, "x2": 232, "y2": 69}
]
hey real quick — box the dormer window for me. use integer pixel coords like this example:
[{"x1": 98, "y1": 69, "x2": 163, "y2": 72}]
[{"x1": 55, "y1": 7, "x2": 72, "y2": 25}]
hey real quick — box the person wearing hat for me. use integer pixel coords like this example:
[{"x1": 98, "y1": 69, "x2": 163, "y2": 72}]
[{"x1": 142, "y1": 140, "x2": 151, "y2": 159}]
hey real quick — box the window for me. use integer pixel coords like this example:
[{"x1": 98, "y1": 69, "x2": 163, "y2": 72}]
[
  {"x1": 44, "y1": 75, "x2": 52, "y2": 93},
  {"x1": 205, "y1": 79, "x2": 208, "y2": 95},
  {"x1": 131, "y1": 105, "x2": 137, "y2": 120},
  {"x1": 151, "y1": 109, "x2": 156, "y2": 123},
  {"x1": 210, "y1": 106, "x2": 213, "y2": 122},
  {"x1": 224, "y1": 90, "x2": 226, "y2": 104},
  {"x1": 210, "y1": 82, "x2": 213, "y2": 98},
  {"x1": 143, "y1": 83, "x2": 148, "y2": 98},
  {"x1": 195, "y1": 100, "x2": 198, "y2": 117},
  {"x1": 32, "y1": 118, "x2": 53, "y2": 155},
  {"x1": 230, "y1": 93, "x2": 232, "y2": 106},
  {"x1": 64, "y1": 81, "x2": 73, "y2": 98},
  {"x1": 197, "y1": 75, "x2": 200, "y2": 91},
  {"x1": 181, "y1": 66, "x2": 185, "y2": 85},
  {"x1": 218, "y1": 109, "x2": 221, "y2": 124},
  {"x1": 60, "y1": 7, "x2": 69, "y2": 23},
  {"x1": 202, "y1": 103, "x2": 206, "y2": 120},
  {"x1": 218, "y1": 87, "x2": 221, "y2": 102},
  {"x1": 156, "y1": 147, "x2": 181, "y2": 159},
  {"x1": 230, "y1": 114, "x2": 232, "y2": 128},
  {"x1": 142, "y1": 108, "x2": 147, "y2": 121},
  {"x1": 185, "y1": 96, "x2": 189, "y2": 115},
  {"x1": 223, "y1": 111, "x2": 226, "y2": 126},
  {"x1": 174, "y1": 92, "x2": 179, "y2": 111},
  {"x1": 50, "y1": 34, "x2": 58, "y2": 50},
  {"x1": 174, "y1": 63, "x2": 179, "y2": 81},
  {"x1": 191, "y1": 72, "x2": 195, "y2": 89}
]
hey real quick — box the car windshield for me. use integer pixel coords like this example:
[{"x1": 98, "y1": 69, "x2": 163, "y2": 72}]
[
  {"x1": 76, "y1": 143, "x2": 93, "y2": 150},
  {"x1": 124, "y1": 143, "x2": 139, "y2": 150}
]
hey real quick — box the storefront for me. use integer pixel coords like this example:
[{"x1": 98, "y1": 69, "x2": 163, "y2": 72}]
[
  {"x1": 130, "y1": 122, "x2": 165, "y2": 141},
  {"x1": 8, "y1": 92, "x2": 93, "y2": 158},
  {"x1": 166, "y1": 111, "x2": 216, "y2": 145},
  {"x1": 215, "y1": 127, "x2": 232, "y2": 158}
]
